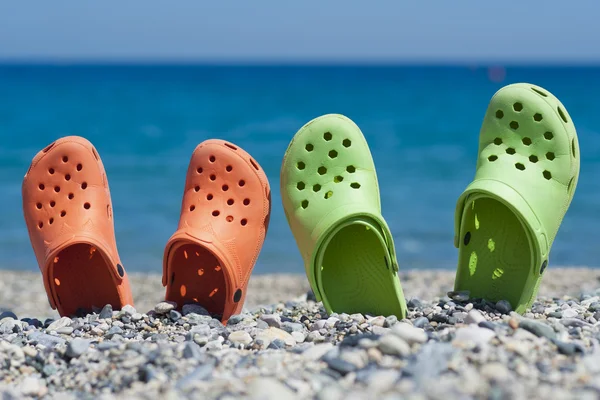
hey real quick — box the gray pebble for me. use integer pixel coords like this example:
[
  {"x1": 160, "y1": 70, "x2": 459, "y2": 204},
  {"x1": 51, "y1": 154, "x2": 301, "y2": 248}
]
[
  {"x1": 378, "y1": 335, "x2": 410, "y2": 357},
  {"x1": 227, "y1": 314, "x2": 244, "y2": 325},
  {"x1": 66, "y1": 338, "x2": 90, "y2": 358},
  {"x1": 413, "y1": 317, "x2": 430, "y2": 329},
  {"x1": 520, "y1": 319, "x2": 557, "y2": 340},
  {"x1": 495, "y1": 300, "x2": 512, "y2": 314},
  {"x1": 325, "y1": 357, "x2": 357, "y2": 375},
  {"x1": 447, "y1": 290, "x2": 470, "y2": 302},
  {"x1": 154, "y1": 301, "x2": 177, "y2": 314},
  {"x1": 99, "y1": 304, "x2": 113, "y2": 319},
  {"x1": 182, "y1": 303, "x2": 210, "y2": 316},
  {"x1": 169, "y1": 310, "x2": 182, "y2": 321}
]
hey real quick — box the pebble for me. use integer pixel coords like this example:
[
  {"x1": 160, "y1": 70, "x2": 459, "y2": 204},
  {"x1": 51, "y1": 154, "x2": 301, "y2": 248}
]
[
  {"x1": 20, "y1": 376, "x2": 45, "y2": 397},
  {"x1": 229, "y1": 331, "x2": 252, "y2": 346},
  {"x1": 0, "y1": 270, "x2": 598, "y2": 399},
  {"x1": 377, "y1": 334, "x2": 410, "y2": 357},
  {"x1": 391, "y1": 323, "x2": 427, "y2": 344},
  {"x1": 465, "y1": 309, "x2": 486, "y2": 324},
  {"x1": 0, "y1": 311, "x2": 17, "y2": 320},
  {"x1": 448, "y1": 290, "x2": 470, "y2": 302},
  {"x1": 99, "y1": 304, "x2": 113, "y2": 319},
  {"x1": 154, "y1": 301, "x2": 177, "y2": 314},
  {"x1": 260, "y1": 314, "x2": 282, "y2": 328},
  {"x1": 325, "y1": 356, "x2": 357, "y2": 375},
  {"x1": 519, "y1": 319, "x2": 557, "y2": 340},
  {"x1": 182, "y1": 303, "x2": 210, "y2": 316},
  {"x1": 45, "y1": 316, "x2": 71, "y2": 332},
  {"x1": 66, "y1": 338, "x2": 90, "y2": 358},
  {"x1": 453, "y1": 326, "x2": 495, "y2": 347},
  {"x1": 495, "y1": 300, "x2": 512, "y2": 314}
]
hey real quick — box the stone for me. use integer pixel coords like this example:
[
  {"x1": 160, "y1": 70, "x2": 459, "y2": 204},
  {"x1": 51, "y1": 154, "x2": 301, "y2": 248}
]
[
  {"x1": 481, "y1": 362, "x2": 511, "y2": 382},
  {"x1": 182, "y1": 303, "x2": 210, "y2": 316},
  {"x1": 465, "y1": 310, "x2": 486, "y2": 325},
  {"x1": 66, "y1": 338, "x2": 90, "y2": 358},
  {"x1": 260, "y1": 314, "x2": 282, "y2": 328},
  {"x1": 407, "y1": 298, "x2": 423, "y2": 308},
  {"x1": 154, "y1": 301, "x2": 177, "y2": 314},
  {"x1": 27, "y1": 331, "x2": 66, "y2": 347},
  {"x1": 247, "y1": 377, "x2": 296, "y2": 400},
  {"x1": 303, "y1": 343, "x2": 334, "y2": 361},
  {"x1": 45, "y1": 316, "x2": 72, "y2": 332},
  {"x1": 169, "y1": 310, "x2": 182, "y2": 321},
  {"x1": 20, "y1": 376, "x2": 45, "y2": 397},
  {"x1": 228, "y1": 314, "x2": 245, "y2": 325},
  {"x1": 57, "y1": 327, "x2": 74, "y2": 335},
  {"x1": 229, "y1": 331, "x2": 252, "y2": 346},
  {"x1": 562, "y1": 309, "x2": 579, "y2": 319},
  {"x1": 325, "y1": 357, "x2": 357, "y2": 375},
  {"x1": 391, "y1": 323, "x2": 427, "y2": 344},
  {"x1": 306, "y1": 331, "x2": 324, "y2": 343},
  {"x1": 0, "y1": 319, "x2": 17, "y2": 334},
  {"x1": 291, "y1": 331, "x2": 305, "y2": 343},
  {"x1": 0, "y1": 311, "x2": 17, "y2": 320},
  {"x1": 413, "y1": 317, "x2": 430, "y2": 329},
  {"x1": 495, "y1": 300, "x2": 512, "y2": 314},
  {"x1": 256, "y1": 327, "x2": 296, "y2": 346},
  {"x1": 120, "y1": 304, "x2": 136, "y2": 315},
  {"x1": 553, "y1": 340, "x2": 585, "y2": 355},
  {"x1": 183, "y1": 342, "x2": 202, "y2": 359},
  {"x1": 453, "y1": 326, "x2": 495, "y2": 347},
  {"x1": 447, "y1": 290, "x2": 470, "y2": 302},
  {"x1": 519, "y1": 319, "x2": 556, "y2": 340},
  {"x1": 384, "y1": 315, "x2": 398, "y2": 327},
  {"x1": 99, "y1": 304, "x2": 113, "y2": 319},
  {"x1": 377, "y1": 335, "x2": 410, "y2": 357},
  {"x1": 282, "y1": 321, "x2": 304, "y2": 333}
]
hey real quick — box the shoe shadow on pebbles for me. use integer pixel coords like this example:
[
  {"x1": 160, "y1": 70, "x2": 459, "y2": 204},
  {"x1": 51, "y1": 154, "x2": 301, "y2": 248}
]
[
  {"x1": 22, "y1": 136, "x2": 134, "y2": 317},
  {"x1": 163, "y1": 140, "x2": 271, "y2": 324},
  {"x1": 454, "y1": 84, "x2": 579, "y2": 314}
]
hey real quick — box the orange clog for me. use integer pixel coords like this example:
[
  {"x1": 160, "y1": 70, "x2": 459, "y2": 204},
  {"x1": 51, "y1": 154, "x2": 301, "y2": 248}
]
[
  {"x1": 22, "y1": 136, "x2": 133, "y2": 317},
  {"x1": 163, "y1": 140, "x2": 271, "y2": 323}
]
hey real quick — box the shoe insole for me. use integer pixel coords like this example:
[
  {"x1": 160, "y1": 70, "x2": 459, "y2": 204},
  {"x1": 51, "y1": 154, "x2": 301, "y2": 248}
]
[
  {"x1": 320, "y1": 223, "x2": 403, "y2": 317},
  {"x1": 166, "y1": 243, "x2": 226, "y2": 317},
  {"x1": 456, "y1": 198, "x2": 530, "y2": 307},
  {"x1": 52, "y1": 243, "x2": 121, "y2": 317}
]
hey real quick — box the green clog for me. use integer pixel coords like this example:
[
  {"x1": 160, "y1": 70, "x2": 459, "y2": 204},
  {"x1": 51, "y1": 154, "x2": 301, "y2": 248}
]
[
  {"x1": 454, "y1": 83, "x2": 580, "y2": 313},
  {"x1": 281, "y1": 114, "x2": 407, "y2": 318}
]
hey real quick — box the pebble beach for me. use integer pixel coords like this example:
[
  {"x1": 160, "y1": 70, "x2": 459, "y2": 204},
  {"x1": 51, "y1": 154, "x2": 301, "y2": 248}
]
[{"x1": 1, "y1": 268, "x2": 600, "y2": 399}]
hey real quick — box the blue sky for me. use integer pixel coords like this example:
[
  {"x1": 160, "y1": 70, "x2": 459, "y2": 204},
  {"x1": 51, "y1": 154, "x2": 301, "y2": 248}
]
[{"x1": 0, "y1": 0, "x2": 598, "y2": 63}]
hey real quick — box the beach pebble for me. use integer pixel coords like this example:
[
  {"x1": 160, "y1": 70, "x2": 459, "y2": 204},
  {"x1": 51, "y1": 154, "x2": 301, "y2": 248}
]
[
  {"x1": 453, "y1": 326, "x2": 495, "y2": 347},
  {"x1": 46, "y1": 316, "x2": 72, "y2": 332},
  {"x1": 519, "y1": 319, "x2": 556, "y2": 340},
  {"x1": 154, "y1": 301, "x2": 177, "y2": 314},
  {"x1": 99, "y1": 304, "x2": 113, "y2": 319},
  {"x1": 182, "y1": 304, "x2": 210, "y2": 316},
  {"x1": 66, "y1": 338, "x2": 90, "y2": 358},
  {"x1": 20, "y1": 377, "x2": 46, "y2": 397},
  {"x1": 260, "y1": 314, "x2": 282, "y2": 328},
  {"x1": 229, "y1": 331, "x2": 252, "y2": 346},
  {"x1": 495, "y1": 300, "x2": 512, "y2": 314},
  {"x1": 391, "y1": 323, "x2": 427, "y2": 344},
  {"x1": 377, "y1": 335, "x2": 410, "y2": 357},
  {"x1": 448, "y1": 290, "x2": 470, "y2": 302}
]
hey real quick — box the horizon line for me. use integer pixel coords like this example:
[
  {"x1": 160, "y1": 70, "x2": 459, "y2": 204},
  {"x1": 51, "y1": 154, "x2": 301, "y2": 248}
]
[{"x1": 1, "y1": 57, "x2": 600, "y2": 68}]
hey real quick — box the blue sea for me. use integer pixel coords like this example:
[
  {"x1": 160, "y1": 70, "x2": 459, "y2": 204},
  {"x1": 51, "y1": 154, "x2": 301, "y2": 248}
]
[{"x1": 1, "y1": 65, "x2": 599, "y2": 274}]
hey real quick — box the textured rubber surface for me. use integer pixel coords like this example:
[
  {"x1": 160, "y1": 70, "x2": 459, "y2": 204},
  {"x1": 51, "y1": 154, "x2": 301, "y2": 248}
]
[
  {"x1": 454, "y1": 84, "x2": 579, "y2": 313},
  {"x1": 163, "y1": 140, "x2": 271, "y2": 323},
  {"x1": 22, "y1": 136, "x2": 133, "y2": 317},
  {"x1": 281, "y1": 114, "x2": 406, "y2": 318}
]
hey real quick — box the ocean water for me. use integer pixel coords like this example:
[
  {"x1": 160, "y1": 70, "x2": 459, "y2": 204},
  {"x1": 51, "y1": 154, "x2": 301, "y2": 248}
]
[{"x1": 1, "y1": 65, "x2": 599, "y2": 275}]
